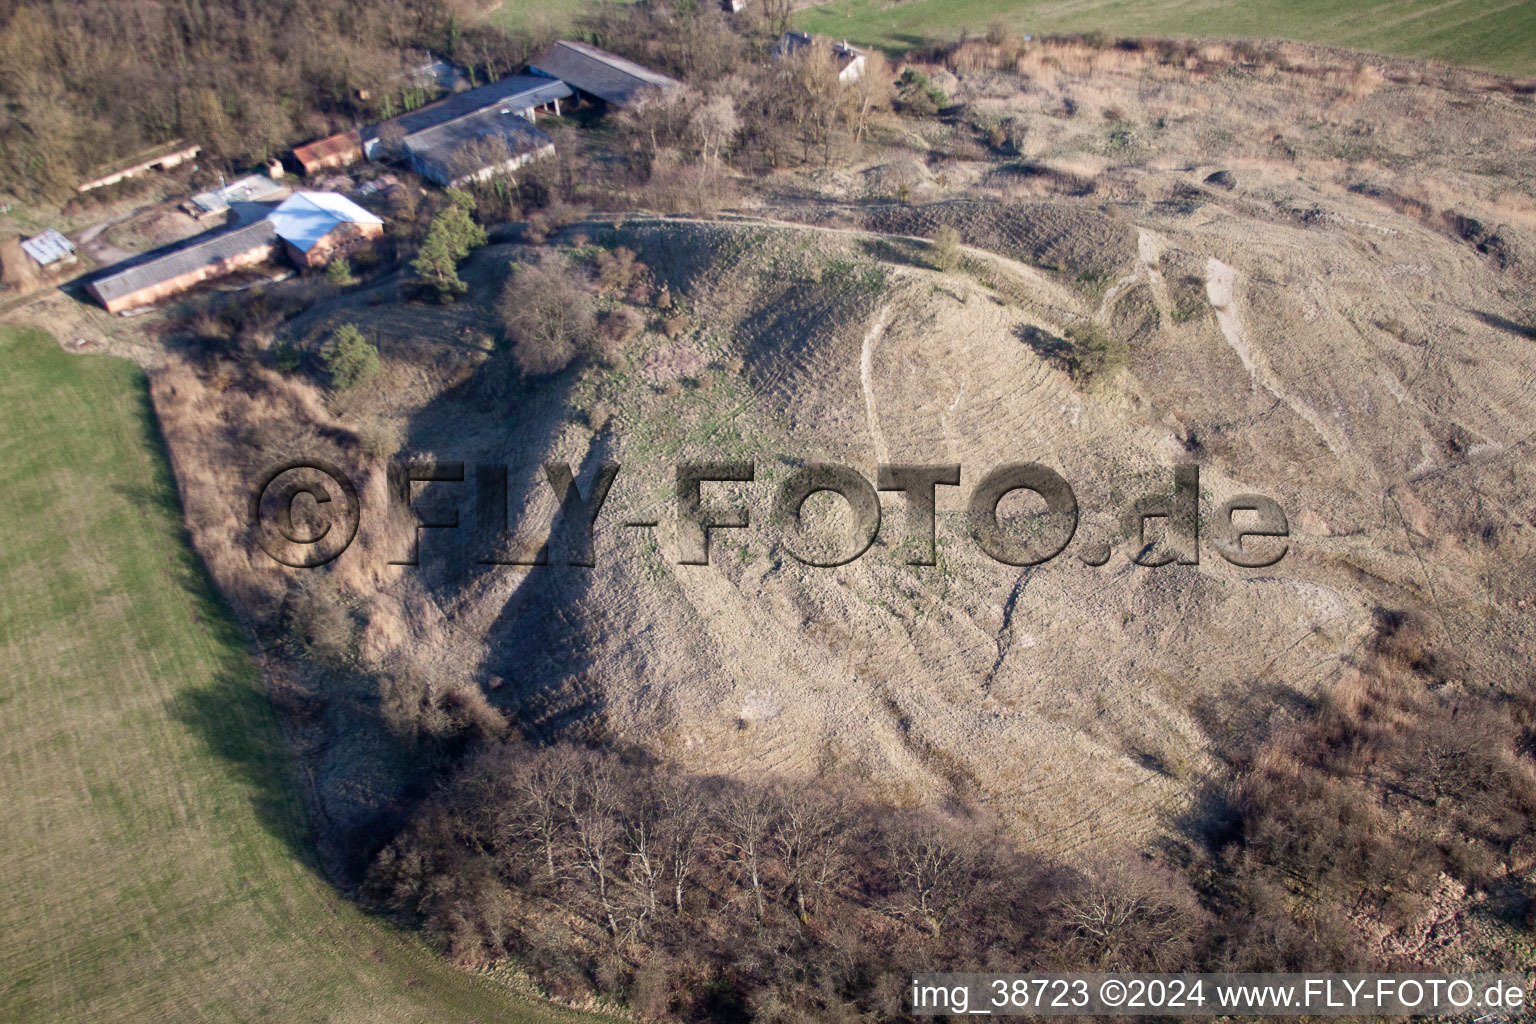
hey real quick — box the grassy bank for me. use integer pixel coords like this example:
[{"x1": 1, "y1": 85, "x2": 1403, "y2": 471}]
[{"x1": 0, "y1": 326, "x2": 591, "y2": 1024}]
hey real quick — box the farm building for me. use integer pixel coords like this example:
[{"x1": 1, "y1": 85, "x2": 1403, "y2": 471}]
[
  {"x1": 87, "y1": 191, "x2": 383, "y2": 312},
  {"x1": 773, "y1": 32, "x2": 867, "y2": 83},
  {"x1": 293, "y1": 131, "x2": 364, "y2": 175},
  {"x1": 20, "y1": 229, "x2": 76, "y2": 268},
  {"x1": 265, "y1": 192, "x2": 384, "y2": 267},
  {"x1": 402, "y1": 108, "x2": 555, "y2": 187},
  {"x1": 187, "y1": 174, "x2": 285, "y2": 219},
  {"x1": 86, "y1": 221, "x2": 279, "y2": 313},
  {"x1": 362, "y1": 75, "x2": 571, "y2": 160},
  {"x1": 77, "y1": 141, "x2": 200, "y2": 193},
  {"x1": 529, "y1": 41, "x2": 680, "y2": 107}
]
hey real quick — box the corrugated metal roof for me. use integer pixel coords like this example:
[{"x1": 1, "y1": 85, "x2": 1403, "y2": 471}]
[
  {"x1": 365, "y1": 75, "x2": 573, "y2": 154},
  {"x1": 192, "y1": 174, "x2": 284, "y2": 214},
  {"x1": 529, "y1": 40, "x2": 679, "y2": 106},
  {"x1": 20, "y1": 228, "x2": 75, "y2": 266},
  {"x1": 404, "y1": 109, "x2": 553, "y2": 184},
  {"x1": 266, "y1": 192, "x2": 383, "y2": 253},
  {"x1": 293, "y1": 131, "x2": 362, "y2": 168},
  {"x1": 89, "y1": 221, "x2": 277, "y2": 304}
]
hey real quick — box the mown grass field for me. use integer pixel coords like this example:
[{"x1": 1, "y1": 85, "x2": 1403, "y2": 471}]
[
  {"x1": 795, "y1": 0, "x2": 1536, "y2": 75},
  {"x1": 492, "y1": 0, "x2": 603, "y2": 35},
  {"x1": 0, "y1": 326, "x2": 593, "y2": 1024}
]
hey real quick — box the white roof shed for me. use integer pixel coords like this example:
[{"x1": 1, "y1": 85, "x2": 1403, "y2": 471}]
[
  {"x1": 266, "y1": 192, "x2": 383, "y2": 254},
  {"x1": 20, "y1": 228, "x2": 76, "y2": 266}
]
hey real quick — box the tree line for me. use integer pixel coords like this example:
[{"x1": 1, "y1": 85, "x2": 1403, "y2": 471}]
[
  {"x1": 360, "y1": 606, "x2": 1536, "y2": 1020},
  {"x1": 0, "y1": 0, "x2": 548, "y2": 200}
]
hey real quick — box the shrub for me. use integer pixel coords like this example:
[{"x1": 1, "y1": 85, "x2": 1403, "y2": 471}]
[
  {"x1": 929, "y1": 225, "x2": 961, "y2": 271},
  {"x1": 1063, "y1": 322, "x2": 1127, "y2": 386},
  {"x1": 356, "y1": 419, "x2": 405, "y2": 461},
  {"x1": 588, "y1": 401, "x2": 613, "y2": 432},
  {"x1": 286, "y1": 582, "x2": 357, "y2": 670},
  {"x1": 271, "y1": 341, "x2": 301, "y2": 373},
  {"x1": 593, "y1": 246, "x2": 649, "y2": 295},
  {"x1": 325, "y1": 257, "x2": 355, "y2": 286},
  {"x1": 499, "y1": 254, "x2": 597, "y2": 376},
  {"x1": 596, "y1": 306, "x2": 643, "y2": 365},
  {"x1": 661, "y1": 313, "x2": 691, "y2": 338},
  {"x1": 320, "y1": 323, "x2": 380, "y2": 390},
  {"x1": 897, "y1": 68, "x2": 948, "y2": 116}
]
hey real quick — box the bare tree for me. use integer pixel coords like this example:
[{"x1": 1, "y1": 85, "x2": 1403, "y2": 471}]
[
  {"x1": 621, "y1": 778, "x2": 666, "y2": 929},
  {"x1": 770, "y1": 786, "x2": 844, "y2": 921},
  {"x1": 776, "y1": 45, "x2": 844, "y2": 166},
  {"x1": 884, "y1": 817, "x2": 974, "y2": 937},
  {"x1": 720, "y1": 787, "x2": 778, "y2": 918},
  {"x1": 616, "y1": 87, "x2": 696, "y2": 171},
  {"x1": 661, "y1": 778, "x2": 709, "y2": 914},
  {"x1": 760, "y1": 0, "x2": 793, "y2": 36},
  {"x1": 561, "y1": 754, "x2": 626, "y2": 938},
  {"x1": 843, "y1": 50, "x2": 893, "y2": 144},
  {"x1": 377, "y1": 121, "x2": 408, "y2": 161},
  {"x1": 507, "y1": 745, "x2": 580, "y2": 886},
  {"x1": 691, "y1": 93, "x2": 739, "y2": 168},
  {"x1": 1054, "y1": 857, "x2": 1199, "y2": 971},
  {"x1": 499, "y1": 254, "x2": 598, "y2": 376}
]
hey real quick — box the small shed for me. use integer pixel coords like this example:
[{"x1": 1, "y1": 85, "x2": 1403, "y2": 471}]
[
  {"x1": 20, "y1": 229, "x2": 76, "y2": 268},
  {"x1": 189, "y1": 174, "x2": 284, "y2": 219},
  {"x1": 773, "y1": 31, "x2": 867, "y2": 83},
  {"x1": 293, "y1": 132, "x2": 364, "y2": 176}
]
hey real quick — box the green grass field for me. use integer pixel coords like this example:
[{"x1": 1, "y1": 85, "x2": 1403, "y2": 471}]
[
  {"x1": 492, "y1": 0, "x2": 603, "y2": 36},
  {"x1": 0, "y1": 326, "x2": 593, "y2": 1023},
  {"x1": 795, "y1": 0, "x2": 1536, "y2": 75}
]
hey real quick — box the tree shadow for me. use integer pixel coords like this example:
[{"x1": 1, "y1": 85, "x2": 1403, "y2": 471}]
[
  {"x1": 857, "y1": 235, "x2": 932, "y2": 271},
  {"x1": 114, "y1": 368, "x2": 321, "y2": 868},
  {"x1": 170, "y1": 665, "x2": 318, "y2": 867},
  {"x1": 1472, "y1": 309, "x2": 1535, "y2": 339},
  {"x1": 1014, "y1": 323, "x2": 1071, "y2": 367}
]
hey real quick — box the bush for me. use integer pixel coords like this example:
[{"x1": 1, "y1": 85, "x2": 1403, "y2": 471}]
[
  {"x1": 929, "y1": 225, "x2": 961, "y2": 271},
  {"x1": 271, "y1": 341, "x2": 301, "y2": 373},
  {"x1": 897, "y1": 68, "x2": 948, "y2": 116},
  {"x1": 286, "y1": 581, "x2": 357, "y2": 671},
  {"x1": 588, "y1": 401, "x2": 613, "y2": 432},
  {"x1": 593, "y1": 246, "x2": 649, "y2": 295},
  {"x1": 499, "y1": 255, "x2": 597, "y2": 376},
  {"x1": 1064, "y1": 322, "x2": 1127, "y2": 386},
  {"x1": 356, "y1": 419, "x2": 405, "y2": 461},
  {"x1": 321, "y1": 323, "x2": 380, "y2": 390},
  {"x1": 326, "y1": 257, "x2": 355, "y2": 286},
  {"x1": 595, "y1": 306, "x2": 643, "y2": 365}
]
